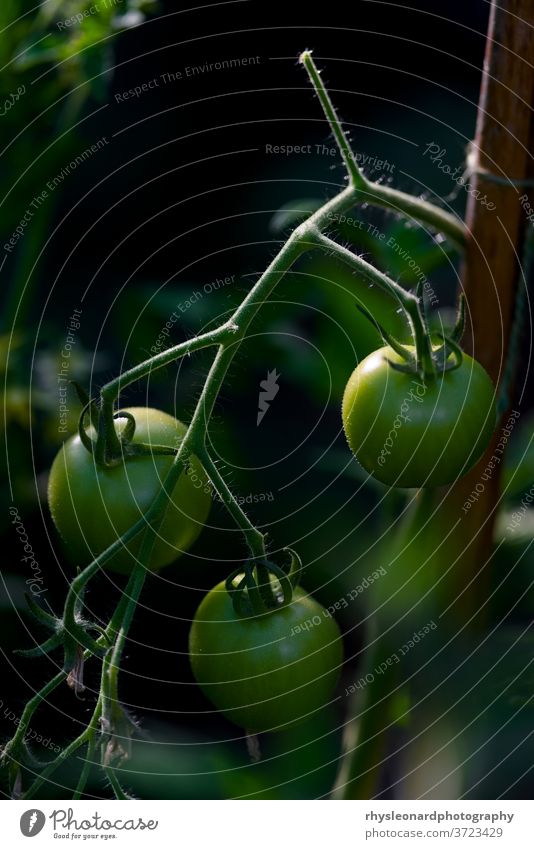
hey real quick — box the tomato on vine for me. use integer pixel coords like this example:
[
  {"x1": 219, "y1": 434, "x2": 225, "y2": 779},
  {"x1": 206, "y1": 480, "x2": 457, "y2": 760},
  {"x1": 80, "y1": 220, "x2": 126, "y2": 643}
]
[
  {"x1": 189, "y1": 578, "x2": 343, "y2": 733},
  {"x1": 342, "y1": 344, "x2": 496, "y2": 487},
  {"x1": 48, "y1": 407, "x2": 211, "y2": 574}
]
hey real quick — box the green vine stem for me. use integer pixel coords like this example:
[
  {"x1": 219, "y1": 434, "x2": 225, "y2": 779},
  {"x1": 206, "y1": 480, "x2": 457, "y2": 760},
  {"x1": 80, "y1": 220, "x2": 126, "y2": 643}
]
[
  {"x1": 22, "y1": 559, "x2": 148, "y2": 800},
  {"x1": 72, "y1": 723, "x2": 97, "y2": 800},
  {"x1": 197, "y1": 446, "x2": 266, "y2": 559},
  {"x1": 311, "y1": 230, "x2": 436, "y2": 377},
  {"x1": 3, "y1": 49, "x2": 467, "y2": 800},
  {"x1": 299, "y1": 51, "x2": 466, "y2": 249},
  {"x1": 299, "y1": 51, "x2": 367, "y2": 190}
]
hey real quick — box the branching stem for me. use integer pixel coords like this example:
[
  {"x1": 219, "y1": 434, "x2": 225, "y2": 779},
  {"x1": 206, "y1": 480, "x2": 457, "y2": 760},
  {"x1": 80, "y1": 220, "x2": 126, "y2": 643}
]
[{"x1": 6, "y1": 50, "x2": 465, "y2": 800}]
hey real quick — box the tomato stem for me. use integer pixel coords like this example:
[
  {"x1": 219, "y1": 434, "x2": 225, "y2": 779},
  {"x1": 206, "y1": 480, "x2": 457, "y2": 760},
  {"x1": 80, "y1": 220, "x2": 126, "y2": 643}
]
[
  {"x1": 404, "y1": 299, "x2": 437, "y2": 380},
  {"x1": 299, "y1": 51, "x2": 466, "y2": 249},
  {"x1": 96, "y1": 398, "x2": 122, "y2": 464},
  {"x1": 311, "y1": 230, "x2": 436, "y2": 378},
  {"x1": 299, "y1": 50, "x2": 367, "y2": 190},
  {"x1": 197, "y1": 447, "x2": 267, "y2": 559}
]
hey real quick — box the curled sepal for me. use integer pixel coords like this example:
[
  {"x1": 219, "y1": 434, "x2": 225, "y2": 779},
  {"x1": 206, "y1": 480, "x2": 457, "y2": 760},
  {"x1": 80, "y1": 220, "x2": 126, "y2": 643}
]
[
  {"x1": 77, "y1": 397, "x2": 98, "y2": 455},
  {"x1": 356, "y1": 303, "x2": 414, "y2": 363},
  {"x1": 225, "y1": 551, "x2": 303, "y2": 618},
  {"x1": 245, "y1": 568, "x2": 266, "y2": 615},
  {"x1": 451, "y1": 293, "x2": 466, "y2": 343},
  {"x1": 71, "y1": 382, "x2": 99, "y2": 428},
  {"x1": 58, "y1": 625, "x2": 106, "y2": 676},
  {"x1": 225, "y1": 569, "x2": 250, "y2": 617},
  {"x1": 62, "y1": 575, "x2": 110, "y2": 664},
  {"x1": 225, "y1": 562, "x2": 269, "y2": 618},
  {"x1": 261, "y1": 562, "x2": 293, "y2": 606},
  {"x1": 14, "y1": 594, "x2": 63, "y2": 657},
  {"x1": 64, "y1": 624, "x2": 108, "y2": 659},
  {"x1": 433, "y1": 333, "x2": 464, "y2": 373},
  {"x1": 14, "y1": 632, "x2": 63, "y2": 659},
  {"x1": 384, "y1": 358, "x2": 418, "y2": 375},
  {"x1": 23, "y1": 593, "x2": 58, "y2": 628},
  {"x1": 281, "y1": 547, "x2": 303, "y2": 589},
  {"x1": 114, "y1": 409, "x2": 136, "y2": 444}
]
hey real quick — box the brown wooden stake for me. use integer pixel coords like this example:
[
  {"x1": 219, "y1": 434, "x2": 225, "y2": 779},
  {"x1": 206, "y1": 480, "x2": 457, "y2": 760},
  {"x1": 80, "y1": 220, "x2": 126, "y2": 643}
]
[
  {"x1": 443, "y1": 0, "x2": 534, "y2": 621},
  {"x1": 338, "y1": 2, "x2": 534, "y2": 799}
]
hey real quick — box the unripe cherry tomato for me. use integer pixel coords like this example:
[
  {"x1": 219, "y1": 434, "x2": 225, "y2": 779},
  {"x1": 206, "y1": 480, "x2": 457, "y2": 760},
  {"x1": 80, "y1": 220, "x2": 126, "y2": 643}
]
[
  {"x1": 342, "y1": 346, "x2": 496, "y2": 487},
  {"x1": 189, "y1": 581, "x2": 343, "y2": 733},
  {"x1": 48, "y1": 407, "x2": 211, "y2": 573}
]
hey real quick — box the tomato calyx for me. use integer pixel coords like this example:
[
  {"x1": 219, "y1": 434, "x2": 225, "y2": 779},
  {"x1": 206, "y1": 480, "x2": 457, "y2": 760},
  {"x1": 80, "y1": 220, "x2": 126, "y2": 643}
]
[
  {"x1": 14, "y1": 589, "x2": 109, "y2": 681},
  {"x1": 73, "y1": 383, "x2": 182, "y2": 468},
  {"x1": 357, "y1": 293, "x2": 466, "y2": 379},
  {"x1": 225, "y1": 547, "x2": 303, "y2": 617}
]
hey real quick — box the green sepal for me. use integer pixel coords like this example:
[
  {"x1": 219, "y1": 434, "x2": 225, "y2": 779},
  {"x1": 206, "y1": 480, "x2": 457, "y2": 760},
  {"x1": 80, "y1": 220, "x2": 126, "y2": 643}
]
[
  {"x1": 282, "y1": 546, "x2": 304, "y2": 588},
  {"x1": 433, "y1": 333, "x2": 464, "y2": 372},
  {"x1": 451, "y1": 294, "x2": 466, "y2": 343},
  {"x1": 14, "y1": 632, "x2": 64, "y2": 659},
  {"x1": 245, "y1": 568, "x2": 266, "y2": 615},
  {"x1": 71, "y1": 382, "x2": 99, "y2": 428},
  {"x1": 23, "y1": 593, "x2": 58, "y2": 629},
  {"x1": 385, "y1": 357, "x2": 418, "y2": 375},
  {"x1": 114, "y1": 409, "x2": 136, "y2": 444},
  {"x1": 225, "y1": 549, "x2": 303, "y2": 618},
  {"x1": 356, "y1": 303, "x2": 414, "y2": 363},
  {"x1": 65, "y1": 625, "x2": 107, "y2": 659},
  {"x1": 262, "y1": 562, "x2": 293, "y2": 606},
  {"x1": 225, "y1": 569, "x2": 249, "y2": 617},
  {"x1": 77, "y1": 397, "x2": 97, "y2": 455}
]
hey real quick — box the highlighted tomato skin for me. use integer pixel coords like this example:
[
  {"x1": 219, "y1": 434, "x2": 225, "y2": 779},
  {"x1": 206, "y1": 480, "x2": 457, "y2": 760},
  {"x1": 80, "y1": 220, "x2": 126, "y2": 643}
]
[
  {"x1": 48, "y1": 407, "x2": 211, "y2": 574},
  {"x1": 342, "y1": 346, "x2": 496, "y2": 488},
  {"x1": 189, "y1": 582, "x2": 343, "y2": 733}
]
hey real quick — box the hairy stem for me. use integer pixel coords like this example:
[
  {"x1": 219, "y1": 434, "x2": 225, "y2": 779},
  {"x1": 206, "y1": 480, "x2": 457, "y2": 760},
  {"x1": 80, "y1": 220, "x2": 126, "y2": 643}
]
[
  {"x1": 299, "y1": 50, "x2": 366, "y2": 189},
  {"x1": 23, "y1": 722, "x2": 93, "y2": 800},
  {"x1": 197, "y1": 447, "x2": 266, "y2": 558},
  {"x1": 105, "y1": 766, "x2": 130, "y2": 800},
  {"x1": 3, "y1": 671, "x2": 68, "y2": 760},
  {"x1": 104, "y1": 563, "x2": 147, "y2": 728},
  {"x1": 311, "y1": 230, "x2": 435, "y2": 376},
  {"x1": 101, "y1": 324, "x2": 229, "y2": 406},
  {"x1": 362, "y1": 182, "x2": 466, "y2": 250},
  {"x1": 299, "y1": 51, "x2": 466, "y2": 249},
  {"x1": 72, "y1": 730, "x2": 97, "y2": 800}
]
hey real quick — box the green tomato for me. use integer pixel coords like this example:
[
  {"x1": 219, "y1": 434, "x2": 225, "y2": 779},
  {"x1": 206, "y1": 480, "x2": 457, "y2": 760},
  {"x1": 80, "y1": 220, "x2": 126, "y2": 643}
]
[
  {"x1": 48, "y1": 407, "x2": 211, "y2": 573},
  {"x1": 189, "y1": 581, "x2": 343, "y2": 733},
  {"x1": 342, "y1": 346, "x2": 496, "y2": 487}
]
